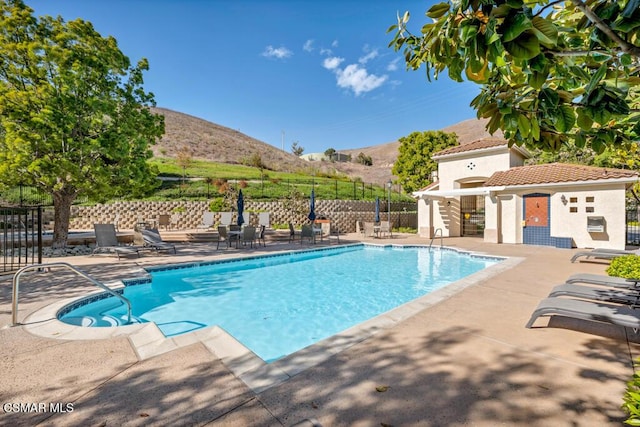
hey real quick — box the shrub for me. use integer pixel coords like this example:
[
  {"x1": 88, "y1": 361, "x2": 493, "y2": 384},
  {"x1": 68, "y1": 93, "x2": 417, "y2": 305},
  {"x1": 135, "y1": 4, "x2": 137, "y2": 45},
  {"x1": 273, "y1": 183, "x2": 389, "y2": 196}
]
[
  {"x1": 606, "y1": 255, "x2": 640, "y2": 279},
  {"x1": 208, "y1": 198, "x2": 227, "y2": 212},
  {"x1": 623, "y1": 368, "x2": 640, "y2": 426}
]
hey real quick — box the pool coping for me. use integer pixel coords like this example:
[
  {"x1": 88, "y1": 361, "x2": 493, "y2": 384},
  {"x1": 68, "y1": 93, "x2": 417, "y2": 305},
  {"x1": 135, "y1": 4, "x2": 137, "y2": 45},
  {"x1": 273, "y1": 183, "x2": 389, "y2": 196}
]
[{"x1": 22, "y1": 244, "x2": 523, "y2": 393}]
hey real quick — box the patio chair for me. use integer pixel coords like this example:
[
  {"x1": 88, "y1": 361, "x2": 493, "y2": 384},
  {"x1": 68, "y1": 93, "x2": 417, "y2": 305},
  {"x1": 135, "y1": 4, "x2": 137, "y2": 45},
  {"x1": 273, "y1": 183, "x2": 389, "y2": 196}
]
[
  {"x1": 158, "y1": 214, "x2": 171, "y2": 230},
  {"x1": 241, "y1": 226, "x2": 257, "y2": 248},
  {"x1": 301, "y1": 224, "x2": 315, "y2": 244},
  {"x1": 570, "y1": 248, "x2": 640, "y2": 263},
  {"x1": 141, "y1": 228, "x2": 177, "y2": 254},
  {"x1": 566, "y1": 273, "x2": 640, "y2": 289},
  {"x1": 363, "y1": 221, "x2": 377, "y2": 238},
  {"x1": 548, "y1": 283, "x2": 640, "y2": 306},
  {"x1": 379, "y1": 221, "x2": 392, "y2": 238},
  {"x1": 526, "y1": 296, "x2": 640, "y2": 329},
  {"x1": 219, "y1": 212, "x2": 233, "y2": 227},
  {"x1": 197, "y1": 212, "x2": 215, "y2": 230},
  {"x1": 93, "y1": 223, "x2": 143, "y2": 260},
  {"x1": 217, "y1": 225, "x2": 239, "y2": 249},
  {"x1": 257, "y1": 225, "x2": 267, "y2": 247},
  {"x1": 288, "y1": 222, "x2": 298, "y2": 243}
]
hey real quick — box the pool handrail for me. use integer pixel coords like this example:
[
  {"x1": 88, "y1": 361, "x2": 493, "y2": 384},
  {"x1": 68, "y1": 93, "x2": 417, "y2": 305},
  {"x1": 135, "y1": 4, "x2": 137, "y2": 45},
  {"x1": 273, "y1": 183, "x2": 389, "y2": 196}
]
[
  {"x1": 11, "y1": 262, "x2": 132, "y2": 326},
  {"x1": 429, "y1": 228, "x2": 443, "y2": 250}
]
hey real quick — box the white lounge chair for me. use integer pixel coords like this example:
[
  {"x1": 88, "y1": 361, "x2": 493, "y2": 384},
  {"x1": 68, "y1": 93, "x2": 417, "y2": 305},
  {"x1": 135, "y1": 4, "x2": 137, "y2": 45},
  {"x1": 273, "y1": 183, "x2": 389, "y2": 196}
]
[
  {"x1": 258, "y1": 212, "x2": 270, "y2": 228},
  {"x1": 219, "y1": 212, "x2": 233, "y2": 227},
  {"x1": 197, "y1": 212, "x2": 215, "y2": 230}
]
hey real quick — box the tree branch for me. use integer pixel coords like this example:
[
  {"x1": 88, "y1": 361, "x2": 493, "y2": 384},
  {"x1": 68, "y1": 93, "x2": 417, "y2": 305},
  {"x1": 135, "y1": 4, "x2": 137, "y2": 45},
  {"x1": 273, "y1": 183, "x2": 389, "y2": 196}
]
[
  {"x1": 570, "y1": 0, "x2": 640, "y2": 58},
  {"x1": 535, "y1": 0, "x2": 565, "y2": 18}
]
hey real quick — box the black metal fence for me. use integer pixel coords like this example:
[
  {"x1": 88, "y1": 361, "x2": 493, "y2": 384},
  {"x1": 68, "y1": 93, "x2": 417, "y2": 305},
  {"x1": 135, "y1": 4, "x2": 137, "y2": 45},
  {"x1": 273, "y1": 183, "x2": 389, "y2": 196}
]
[
  {"x1": 627, "y1": 196, "x2": 640, "y2": 246},
  {"x1": 0, "y1": 206, "x2": 43, "y2": 273}
]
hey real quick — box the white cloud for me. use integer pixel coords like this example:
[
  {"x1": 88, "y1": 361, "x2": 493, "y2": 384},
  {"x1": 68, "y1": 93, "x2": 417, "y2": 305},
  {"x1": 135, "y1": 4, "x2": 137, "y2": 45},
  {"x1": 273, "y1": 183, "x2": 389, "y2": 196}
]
[
  {"x1": 335, "y1": 64, "x2": 388, "y2": 96},
  {"x1": 262, "y1": 45, "x2": 293, "y2": 59},
  {"x1": 319, "y1": 47, "x2": 333, "y2": 56},
  {"x1": 303, "y1": 39, "x2": 314, "y2": 52},
  {"x1": 387, "y1": 57, "x2": 401, "y2": 71},
  {"x1": 358, "y1": 48, "x2": 379, "y2": 64},
  {"x1": 323, "y1": 56, "x2": 344, "y2": 70},
  {"x1": 331, "y1": 40, "x2": 339, "y2": 48}
]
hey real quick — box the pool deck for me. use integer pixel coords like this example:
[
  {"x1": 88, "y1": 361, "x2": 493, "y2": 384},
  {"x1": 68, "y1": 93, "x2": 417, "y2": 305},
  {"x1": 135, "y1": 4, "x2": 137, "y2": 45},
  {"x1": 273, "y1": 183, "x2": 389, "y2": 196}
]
[{"x1": 2, "y1": 232, "x2": 640, "y2": 426}]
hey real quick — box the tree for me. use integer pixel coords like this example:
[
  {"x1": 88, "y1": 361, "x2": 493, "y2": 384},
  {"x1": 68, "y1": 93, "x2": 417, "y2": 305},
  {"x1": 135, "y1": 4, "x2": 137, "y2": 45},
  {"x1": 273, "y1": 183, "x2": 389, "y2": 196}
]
[
  {"x1": 392, "y1": 131, "x2": 458, "y2": 193},
  {"x1": 356, "y1": 152, "x2": 373, "y2": 166},
  {"x1": 175, "y1": 145, "x2": 193, "y2": 185},
  {"x1": 0, "y1": 0, "x2": 164, "y2": 248},
  {"x1": 291, "y1": 141, "x2": 304, "y2": 156},
  {"x1": 388, "y1": 0, "x2": 640, "y2": 154},
  {"x1": 324, "y1": 147, "x2": 336, "y2": 161}
]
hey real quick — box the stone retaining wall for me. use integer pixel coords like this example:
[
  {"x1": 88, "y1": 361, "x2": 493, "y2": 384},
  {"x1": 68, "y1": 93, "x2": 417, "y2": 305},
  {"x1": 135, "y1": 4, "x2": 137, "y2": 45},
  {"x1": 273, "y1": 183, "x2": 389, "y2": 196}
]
[{"x1": 68, "y1": 200, "x2": 417, "y2": 233}]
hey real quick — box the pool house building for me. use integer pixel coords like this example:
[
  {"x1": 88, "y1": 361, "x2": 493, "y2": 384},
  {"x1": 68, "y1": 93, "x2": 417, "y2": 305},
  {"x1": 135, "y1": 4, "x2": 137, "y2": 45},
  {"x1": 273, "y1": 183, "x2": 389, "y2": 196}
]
[{"x1": 413, "y1": 138, "x2": 639, "y2": 250}]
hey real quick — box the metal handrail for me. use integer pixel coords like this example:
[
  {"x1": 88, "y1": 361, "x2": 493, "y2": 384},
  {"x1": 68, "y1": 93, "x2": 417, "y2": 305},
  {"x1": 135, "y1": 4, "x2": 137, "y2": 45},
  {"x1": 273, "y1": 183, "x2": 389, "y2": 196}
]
[
  {"x1": 429, "y1": 228, "x2": 444, "y2": 250},
  {"x1": 12, "y1": 262, "x2": 132, "y2": 326}
]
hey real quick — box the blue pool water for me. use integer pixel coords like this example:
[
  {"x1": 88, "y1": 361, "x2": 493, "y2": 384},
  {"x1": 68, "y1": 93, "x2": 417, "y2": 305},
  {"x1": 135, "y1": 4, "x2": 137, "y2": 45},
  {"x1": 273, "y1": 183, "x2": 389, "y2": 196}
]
[{"x1": 60, "y1": 245, "x2": 500, "y2": 362}]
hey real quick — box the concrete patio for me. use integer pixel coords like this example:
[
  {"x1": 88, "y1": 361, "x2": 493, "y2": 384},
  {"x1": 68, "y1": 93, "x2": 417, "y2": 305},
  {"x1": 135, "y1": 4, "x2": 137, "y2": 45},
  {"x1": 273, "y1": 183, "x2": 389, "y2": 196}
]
[{"x1": 1, "y1": 232, "x2": 639, "y2": 426}]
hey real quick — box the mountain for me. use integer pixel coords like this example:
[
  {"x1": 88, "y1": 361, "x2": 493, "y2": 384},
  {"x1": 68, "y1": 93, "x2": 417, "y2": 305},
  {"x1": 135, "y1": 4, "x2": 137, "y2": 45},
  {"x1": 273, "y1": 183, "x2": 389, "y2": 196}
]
[{"x1": 152, "y1": 107, "x2": 504, "y2": 185}]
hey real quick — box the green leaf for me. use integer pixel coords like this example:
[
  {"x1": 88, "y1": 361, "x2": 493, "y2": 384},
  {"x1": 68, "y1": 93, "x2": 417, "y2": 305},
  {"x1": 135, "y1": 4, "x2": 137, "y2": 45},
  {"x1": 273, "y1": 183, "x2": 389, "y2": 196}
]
[
  {"x1": 504, "y1": 32, "x2": 540, "y2": 60},
  {"x1": 531, "y1": 117, "x2": 540, "y2": 140},
  {"x1": 528, "y1": 70, "x2": 547, "y2": 89},
  {"x1": 574, "y1": 131, "x2": 586, "y2": 148},
  {"x1": 555, "y1": 105, "x2": 576, "y2": 133},
  {"x1": 576, "y1": 109, "x2": 594, "y2": 130},
  {"x1": 517, "y1": 113, "x2": 531, "y2": 137},
  {"x1": 502, "y1": 12, "x2": 533, "y2": 42},
  {"x1": 426, "y1": 2, "x2": 450, "y2": 19},
  {"x1": 531, "y1": 17, "x2": 558, "y2": 46}
]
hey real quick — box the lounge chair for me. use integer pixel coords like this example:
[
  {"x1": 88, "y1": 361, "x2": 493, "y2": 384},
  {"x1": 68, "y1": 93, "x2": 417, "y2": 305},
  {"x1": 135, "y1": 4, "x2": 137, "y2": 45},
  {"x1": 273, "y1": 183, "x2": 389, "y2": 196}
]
[
  {"x1": 570, "y1": 248, "x2": 640, "y2": 263},
  {"x1": 219, "y1": 212, "x2": 233, "y2": 227},
  {"x1": 197, "y1": 212, "x2": 215, "y2": 230},
  {"x1": 258, "y1": 212, "x2": 270, "y2": 228},
  {"x1": 93, "y1": 223, "x2": 143, "y2": 259},
  {"x1": 566, "y1": 273, "x2": 640, "y2": 289},
  {"x1": 526, "y1": 297, "x2": 640, "y2": 329},
  {"x1": 548, "y1": 283, "x2": 640, "y2": 306},
  {"x1": 141, "y1": 228, "x2": 177, "y2": 254}
]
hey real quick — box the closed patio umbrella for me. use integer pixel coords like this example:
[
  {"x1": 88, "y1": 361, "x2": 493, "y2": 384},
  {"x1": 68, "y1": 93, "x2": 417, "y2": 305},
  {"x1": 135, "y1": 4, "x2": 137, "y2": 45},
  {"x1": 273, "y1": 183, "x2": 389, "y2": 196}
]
[
  {"x1": 237, "y1": 189, "x2": 244, "y2": 226},
  {"x1": 375, "y1": 196, "x2": 380, "y2": 223},
  {"x1": 308, "y1": 189, "x2": 316, "y2": 222}
]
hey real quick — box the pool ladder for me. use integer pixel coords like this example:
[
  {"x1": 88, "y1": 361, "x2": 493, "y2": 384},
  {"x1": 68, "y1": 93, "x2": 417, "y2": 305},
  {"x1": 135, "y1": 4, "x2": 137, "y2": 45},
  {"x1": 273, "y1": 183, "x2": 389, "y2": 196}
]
[
  {"x1": 11, "y1": 262, "x2": 132, "y2": 326},
  {"x1": 429, "y1": 228, "x2": 444, "y2": 250}
]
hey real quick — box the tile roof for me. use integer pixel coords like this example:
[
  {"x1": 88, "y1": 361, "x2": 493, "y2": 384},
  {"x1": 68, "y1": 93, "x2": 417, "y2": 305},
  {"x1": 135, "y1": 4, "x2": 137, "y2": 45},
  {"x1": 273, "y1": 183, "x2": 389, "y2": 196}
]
[
  {"x1": 484, "y1": 163, "x2": 639, "y2": 186},
  {"x1": 434, "y1": 138, "x2": 508, "y2": 157}
]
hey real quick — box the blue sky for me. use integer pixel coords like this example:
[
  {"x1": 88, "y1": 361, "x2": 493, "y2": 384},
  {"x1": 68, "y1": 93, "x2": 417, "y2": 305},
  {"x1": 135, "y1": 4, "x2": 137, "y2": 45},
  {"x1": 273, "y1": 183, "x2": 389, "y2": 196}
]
[{"x1": 27, "y1": 0, "x2": 481, "y2": 154}]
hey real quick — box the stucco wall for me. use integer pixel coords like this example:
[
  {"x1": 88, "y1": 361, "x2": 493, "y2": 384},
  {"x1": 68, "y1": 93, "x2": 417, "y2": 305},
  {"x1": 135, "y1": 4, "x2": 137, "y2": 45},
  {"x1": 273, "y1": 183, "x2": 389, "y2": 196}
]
[
  {"x1": 548, "y1": 184, "x2": 627, "y2": 249},
  {"x1": 437, "y1": 149, "x2": 513, "y2": 191}
]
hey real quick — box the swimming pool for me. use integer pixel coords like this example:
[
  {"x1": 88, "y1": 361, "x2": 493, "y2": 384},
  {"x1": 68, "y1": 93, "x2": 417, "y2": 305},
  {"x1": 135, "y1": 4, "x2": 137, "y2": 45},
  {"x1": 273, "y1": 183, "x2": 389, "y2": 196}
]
[{"x1": 59, "y1": 244, "x2": 502, "y2": 362}]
